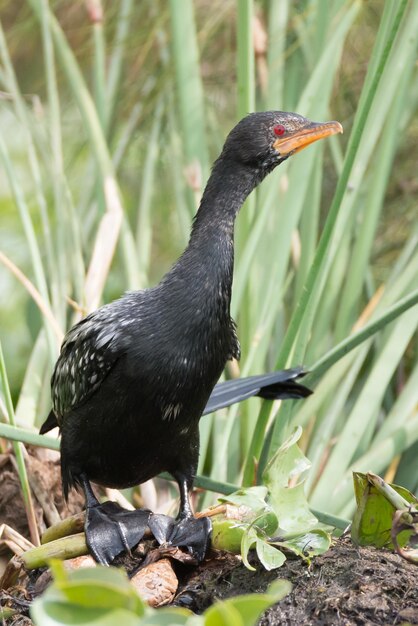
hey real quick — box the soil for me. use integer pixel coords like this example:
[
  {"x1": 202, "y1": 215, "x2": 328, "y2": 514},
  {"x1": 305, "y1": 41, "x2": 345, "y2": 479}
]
[
  {"x1": 0, "y1": 447, "x2": 417, "y2": 625},
  {"x1": 174, "y1": 538, "x2": 418, "y2": 625}
]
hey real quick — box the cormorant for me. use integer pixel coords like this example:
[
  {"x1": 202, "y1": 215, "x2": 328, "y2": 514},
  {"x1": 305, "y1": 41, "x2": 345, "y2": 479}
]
[{"x1": 40, "y1": 111, "x2": 342, "y2": 565}]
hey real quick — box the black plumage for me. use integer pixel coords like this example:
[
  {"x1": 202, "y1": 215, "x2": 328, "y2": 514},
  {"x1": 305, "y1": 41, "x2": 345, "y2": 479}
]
[{"x1": 41, "y1": 111, "x2": 342, "y2": 564}]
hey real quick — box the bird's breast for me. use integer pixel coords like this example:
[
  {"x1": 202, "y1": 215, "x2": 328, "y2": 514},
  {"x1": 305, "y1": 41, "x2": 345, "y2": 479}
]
[{"x1": 121, "y1": 318, "x2": 232, "y2": 427}]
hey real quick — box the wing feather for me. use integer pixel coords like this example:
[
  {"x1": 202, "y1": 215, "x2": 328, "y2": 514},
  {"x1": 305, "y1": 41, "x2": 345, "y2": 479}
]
[{"x1": 51, "y1": 305, "x2": 126, "y2": 419}]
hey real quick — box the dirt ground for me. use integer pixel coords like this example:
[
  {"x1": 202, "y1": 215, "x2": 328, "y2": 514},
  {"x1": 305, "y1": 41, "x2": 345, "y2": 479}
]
[{"x1": 0, "y1": 448, "x2": 417, "y2": 625}]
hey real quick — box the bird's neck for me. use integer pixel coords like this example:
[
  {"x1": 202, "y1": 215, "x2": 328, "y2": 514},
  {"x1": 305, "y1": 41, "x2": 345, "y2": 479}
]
[
  {"x1": 162, "y1": 157, "x2": 260, "y2": 320},
  {"x1": 177, "y1": 158, "x2": 260, "y2": 295},
  {"x1": 191, "y1": 157, "x2": 259, "y2": 241}
]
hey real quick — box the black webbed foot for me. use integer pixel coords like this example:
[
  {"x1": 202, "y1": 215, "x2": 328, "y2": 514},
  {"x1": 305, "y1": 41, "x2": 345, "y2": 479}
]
[
  {"x1": 148, "y1": 513, "x2": 175, "y2": 544},
  {"x1": 85, "y1": 501, "x2": 151, "y2": 565},
  {"x1": 168, "y1": 515, "x2": 212, "y2": 561},
  {"x1": 148, "y1": 513, "x2": 211, "y2": 561}
]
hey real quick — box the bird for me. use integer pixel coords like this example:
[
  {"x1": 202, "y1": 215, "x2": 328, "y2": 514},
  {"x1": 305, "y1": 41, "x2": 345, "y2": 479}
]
[{"x1": 40, "y1": 111, "x2": 342, "y2": 565}]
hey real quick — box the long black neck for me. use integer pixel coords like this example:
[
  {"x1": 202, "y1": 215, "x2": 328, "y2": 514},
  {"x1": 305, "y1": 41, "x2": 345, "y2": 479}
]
[
  {"x1": 161, "y1": 156, "x2": 263, "y2": 316},
  {"x1": 190, "y1": 157, "x2": 259, "y2": 245}
]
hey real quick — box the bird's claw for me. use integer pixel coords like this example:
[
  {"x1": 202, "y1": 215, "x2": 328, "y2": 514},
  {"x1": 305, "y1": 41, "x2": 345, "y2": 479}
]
[
  {"x1": 168, "y1": 515, "x2": 212, "y2": 561},
  {"x1": 149, "y1": 513, "x2": 211, "y2": 562},
  {"x1": 85, "y1": 501, "x2": 151, "y2": 565},
  {"x1": 85, "y1": 503, "x2": 211, "y2": 565}
]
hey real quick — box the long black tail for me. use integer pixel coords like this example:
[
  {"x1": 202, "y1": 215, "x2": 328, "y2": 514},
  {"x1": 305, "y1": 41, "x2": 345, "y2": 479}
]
[{"x1": 203, "y1": 366, "x2": 312, "y2": 416}]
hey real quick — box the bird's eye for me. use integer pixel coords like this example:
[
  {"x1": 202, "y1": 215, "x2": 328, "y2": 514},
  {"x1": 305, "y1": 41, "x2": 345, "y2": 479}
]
[{"x1": 273, "y1": 124, "x2": 286, "y2": 136}]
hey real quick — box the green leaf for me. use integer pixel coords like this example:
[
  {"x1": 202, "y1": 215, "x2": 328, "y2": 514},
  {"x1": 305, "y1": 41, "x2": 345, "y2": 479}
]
[
  {"x1": 218, "y1": 486, "x2": 278, "y2": 536},
  {"x1": 203, "y1": 580, "x2": 291, "y2": 626},
  {"x1": 30, "y1": 564, "x2": 148, "y2": 626},
  {"x1": 218, "y1": 486, "x2": 268, "y2": 511},
  {"x1": 142, "y1": 608, "x2": 192, "y2": 625},
  {"x1": 275, "y1": 529, "x2": 332, "y2": 561},
  {"x1": 31, "y1": 563, "x2": 196, "y2": 626},
  {"x1": 211, "y1": 518, "x2": 246, "y2": 553},
  {"x1": 31, "y1": 600, "x2": 141, "y2": 626},
  {"x1": 252, "y1": 510, "x2": 279, "y2": 537},
  {"x1": 351, "y1": 472, "x2": 418, "y2": 549},
  {"x1": 255, "y1": 539, "x2": 286, "y2": 571},
  {"x1": 204, "y1": 601, "x2": 243, "y2": 626},
  {"x1": 240, "y1": 526, "x2": 258, "y2": 571},
  {"x1": 50, "y1": 562, "x2": 145, "y2": 614},
  {"x1": 211, "y1": 495, "x2": 278, "y2": 554},
  {"x1": 263, "y1": 427, "x2": 318, "y2": 534}
]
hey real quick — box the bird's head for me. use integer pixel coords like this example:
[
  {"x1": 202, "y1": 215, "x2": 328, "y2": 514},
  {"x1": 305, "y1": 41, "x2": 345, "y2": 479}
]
[{"x1": 222, "y1": 111, "x2": 343, "y2": 172}]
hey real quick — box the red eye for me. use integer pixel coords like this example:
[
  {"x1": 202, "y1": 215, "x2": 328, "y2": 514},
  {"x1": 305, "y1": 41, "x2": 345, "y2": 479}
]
[{"x1": 273, "y1": 124, "x2": 286, "y2": 136}]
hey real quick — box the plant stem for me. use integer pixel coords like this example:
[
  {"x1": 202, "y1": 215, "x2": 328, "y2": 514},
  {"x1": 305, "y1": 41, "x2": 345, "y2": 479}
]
[
  {"x1": 0, "y1": 422, "x2": 60, "y2": 451},
  {"x1": 0, "y1": 343, "x2": 40, "y2": 545}
]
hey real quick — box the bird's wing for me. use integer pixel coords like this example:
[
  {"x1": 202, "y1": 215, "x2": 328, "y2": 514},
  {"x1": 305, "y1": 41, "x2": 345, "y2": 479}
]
[
  {"x1": 203, "y1": 367, "x2": 312, "y2": 415},
  {"x1": 227, "y1": 317, "x2": 241, "y2": 361},
  {"x1": 51, "y1": 305, "x2": 127, "y2": 419}
]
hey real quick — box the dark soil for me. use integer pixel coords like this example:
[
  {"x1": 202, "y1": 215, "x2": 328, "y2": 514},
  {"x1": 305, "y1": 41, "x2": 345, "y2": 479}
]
[
  {"x1": 174, "y1": 538, "x2": 418, "y2": 625},
  {"x1": 1, "y1": 448, "x2": 417, "y2": 625}
]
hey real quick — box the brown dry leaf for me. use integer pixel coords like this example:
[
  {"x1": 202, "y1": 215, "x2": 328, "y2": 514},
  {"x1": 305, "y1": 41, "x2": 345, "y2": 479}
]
[
  {"x1": 157, "y1": 545, "x2": 197, "y2": 565},
  {"x1": 253, "y1": 14, "x2": 267, "y2": 55},
  {"x1": 84, "y1": 177, "x2": 123, "y2": 314},
  {"x1": 131, "y1": 558, "x2": 178, "y2": 607},
  {"x1": 253, "y1": 14, "x2": 268, "y2": 93},
  {"x1": 0, "y1": 554, "x2": 26, "y2": 590},
  {"x1": 0, "y1": 524, "x2": 33, "y2": 582}
]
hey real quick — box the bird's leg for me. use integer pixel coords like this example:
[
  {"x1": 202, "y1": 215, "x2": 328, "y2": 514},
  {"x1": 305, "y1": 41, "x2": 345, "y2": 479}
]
[
  {"x1": 80, "y1": 474, "x2": 151, "y2": 565},
  {"x1": 167, "y1": 471, "x2": 212, "y2": 561},
  {"x1": 148, "y1": 470, "x2": 211, "y2": 560},
  {"x1": 176, "y1": 472, "x2": 194, "y2": 519},
  {"x1": 81, "y1": 473, "x2": 100, "y2": 507}
]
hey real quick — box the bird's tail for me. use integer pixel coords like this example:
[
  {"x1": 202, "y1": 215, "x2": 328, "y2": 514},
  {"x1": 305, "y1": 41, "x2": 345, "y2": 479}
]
[
  {"x1": 40, "y1": 410, "x2": 73, "y2": 501},
  {"x1": 203, "y1": 366, "x2": 312, "y2": 415},
  {"x1": 39, "y1": 410, "x2": 59, "y2": 435}
]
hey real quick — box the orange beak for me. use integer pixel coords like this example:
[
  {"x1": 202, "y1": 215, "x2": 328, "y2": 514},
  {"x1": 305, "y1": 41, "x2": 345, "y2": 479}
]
[{"x1": 273, "y1": 121, "x2": 343, "y2": 156}]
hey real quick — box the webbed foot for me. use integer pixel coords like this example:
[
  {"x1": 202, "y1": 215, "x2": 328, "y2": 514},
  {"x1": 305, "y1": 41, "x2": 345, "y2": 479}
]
[
  {"x1": 148, "y1": 513, "x2": 211, "y2": 561},
  {"x1": 85, "y1": 501, "x2": 151, "y2": 565}
]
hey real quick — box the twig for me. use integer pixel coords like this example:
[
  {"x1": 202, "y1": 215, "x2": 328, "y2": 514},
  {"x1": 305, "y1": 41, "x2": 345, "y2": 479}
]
[{"x1": 0, "y1": 250, "x2": 63, "y2": 344}]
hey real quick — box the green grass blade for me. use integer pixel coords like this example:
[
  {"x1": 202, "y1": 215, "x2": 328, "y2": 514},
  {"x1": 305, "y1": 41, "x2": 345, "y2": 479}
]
[
  {"x1": 331, "y1": 414, "x2": 418, "y2": 516},
  {"x1": 90, "y1": 1, "x2": 107, "y2": 129},
  {"x1": 0, "y1": 342, "x2": 40, "y2": 545},
  {"x1": 374, "y1": 363, "x2": 418, "y2": 445},
  {"x1": 136, "y1": 98, "x2": 164, "y2": 284},
  {"x1": 0, "y1": 422, "x2": 60, "y2": 452},
  {"x1": 236, "y1": 0, "x2": 256, "y2": 456},
  {"x1": 106, "y1": 0, "x2": 134, "y2": 132},
  {"x1": 265, "y1": 0, "x2": 289, "y2": 109},
  {"x1": 14, "y1": 331, "x2": 48, "y2": 429},
  {"x1": 237, "y1": 0, "x2": 255, "y2": 118},
  {"x1": 311, "y1": 305, "x2": 418, "y2": 511},
  {"x1": 0, "y1": 135, "x2": 57, "y2": 360},
  {"x1": 274, "y1": 0, "x2": 408, "y2": 371},
  {"x1": 334, "y1": 52, "x2": 414, "y2": 340},
  {"x1": 27, "y1": 0, "x2": 124, "y2": 312},
  {"x1": 169, "y1": 0, "x2": 209, "y2": 204},
  {"x1": 261, "y1": 0, "x2": 410, "y2": 466},
  {"x1": 309, "y1": 288, "x2": 418, "y2": 382}
]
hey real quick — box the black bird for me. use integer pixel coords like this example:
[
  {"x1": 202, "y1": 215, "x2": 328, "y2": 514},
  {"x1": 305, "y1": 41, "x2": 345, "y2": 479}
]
[{"x1": 40, "y1": 111, "x2": 342, "y2": 565}]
